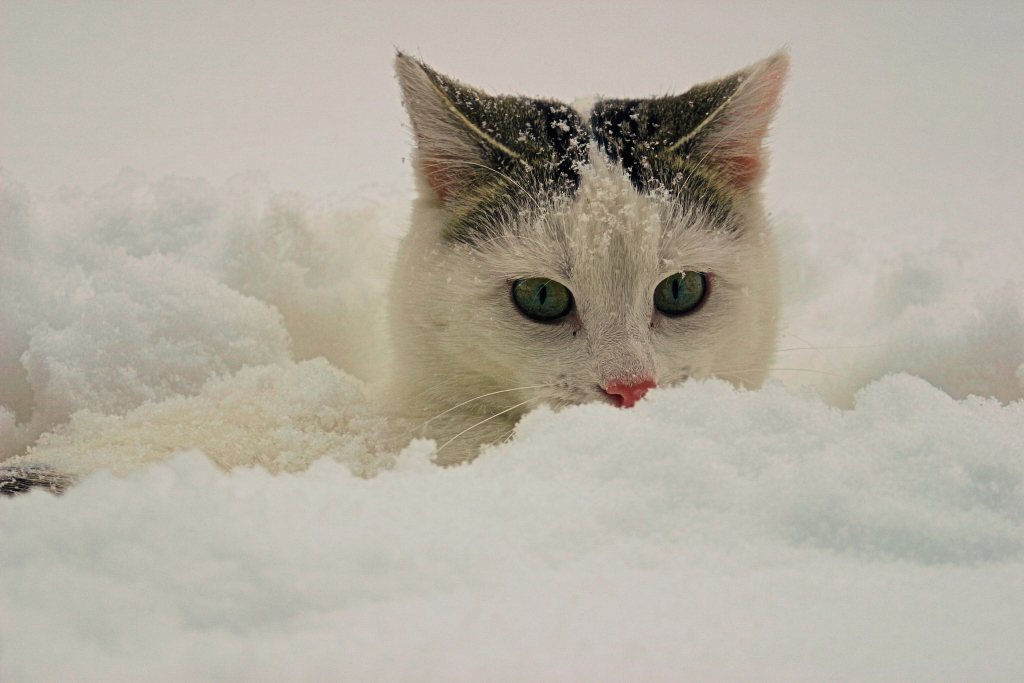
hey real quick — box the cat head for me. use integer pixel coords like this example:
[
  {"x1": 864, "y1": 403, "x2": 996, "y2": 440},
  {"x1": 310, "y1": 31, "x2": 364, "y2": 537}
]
[{"x1": 390, "y1": 53, "x2": 787, "y2": 460}]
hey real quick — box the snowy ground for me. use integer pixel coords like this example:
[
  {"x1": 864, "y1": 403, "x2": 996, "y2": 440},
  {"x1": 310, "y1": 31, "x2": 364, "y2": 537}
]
[{"x1": 2, "y1": 2, "x2": 1023, "y2": 681}]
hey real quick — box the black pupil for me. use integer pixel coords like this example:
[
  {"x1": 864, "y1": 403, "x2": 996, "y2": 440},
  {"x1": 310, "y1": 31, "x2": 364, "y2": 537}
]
[
  {"x1": 538, "y1": 285, "x2": 547, "y2": 305},
  {"x1": 671, "y1": 277, "x2": 680, "y2": 299}
]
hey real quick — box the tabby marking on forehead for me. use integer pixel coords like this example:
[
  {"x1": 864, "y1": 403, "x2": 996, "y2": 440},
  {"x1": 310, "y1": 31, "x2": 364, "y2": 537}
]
[{"x1": 590, "y1": 74, "x2": 747, "y2": 226}]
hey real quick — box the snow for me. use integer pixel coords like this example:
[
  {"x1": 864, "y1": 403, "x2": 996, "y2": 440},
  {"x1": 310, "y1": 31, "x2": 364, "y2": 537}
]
[
  {"x1": 4, "y1": 378, "x2": 1024, "y2": 680},
  {"x1": 2, "y1": 2, "x2": 1024, "y2": 681}
]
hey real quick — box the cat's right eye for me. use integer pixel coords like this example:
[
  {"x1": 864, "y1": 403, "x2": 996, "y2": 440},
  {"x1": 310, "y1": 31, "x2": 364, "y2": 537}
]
[{"x1": 512, "y1": 278, "x2": 574, "y2": 322}]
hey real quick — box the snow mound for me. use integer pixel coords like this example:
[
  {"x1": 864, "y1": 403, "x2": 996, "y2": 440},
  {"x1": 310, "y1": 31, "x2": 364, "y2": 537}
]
[
  {"x1": 2, "y1": 375, "x2": 1022, "y2": 681},
  {"x1": 775, "y1": 223, "x2": 1024, "y2": 407},
  {"x1": 2, "y1": 170, "x2": 1024, "y2": 681},
  {"x1": 13, "y1": 359, "x2": 398, "y2": 480},
  {"x1": 0, "y1": 171, "x2": 397, "y2": 462}
]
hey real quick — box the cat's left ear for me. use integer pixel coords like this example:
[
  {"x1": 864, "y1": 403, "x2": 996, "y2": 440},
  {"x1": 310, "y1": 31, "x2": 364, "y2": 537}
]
[
  {"x1": 670, "y1": 51, "x2": 789, "y2": 190},
  {"x1": 592, "y1": 51, "x2": 789, "y2": 194}
]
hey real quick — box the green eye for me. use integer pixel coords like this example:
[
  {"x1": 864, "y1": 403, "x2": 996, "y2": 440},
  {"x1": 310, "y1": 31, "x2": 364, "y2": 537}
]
[
  {"x1": 653, "y1": 272, "x2": 707, "y2": 315},
  {"x1": 512, "y1": 278, "x2": 574, "y2": 321}
]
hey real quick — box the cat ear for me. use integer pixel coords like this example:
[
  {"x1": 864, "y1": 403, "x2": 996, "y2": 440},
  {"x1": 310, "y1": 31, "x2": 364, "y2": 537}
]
[
  {"x1": 394, "y1": 53, "x2": 517, "y2": 204},
  {"x1": 394, "y1": 53, "x2": 588, "y2": 207},
  {"x1": 591, "y1": 51, "x2": 788, "y2": 195},
  {"x1": 667, "y1": 51, "x2": 789, "y2": 190}
]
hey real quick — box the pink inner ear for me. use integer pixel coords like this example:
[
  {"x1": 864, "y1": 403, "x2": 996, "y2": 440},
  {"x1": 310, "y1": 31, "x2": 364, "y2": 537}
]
[
  {"x1": 720, "y1": 152, "x2": 763, "y2": 190},
  {"x1": 713, "y1": 58, "x2": 787, "y2": 190},
  {"x1": 421, "y1": 154, "x2": 474, "y2": 203}
]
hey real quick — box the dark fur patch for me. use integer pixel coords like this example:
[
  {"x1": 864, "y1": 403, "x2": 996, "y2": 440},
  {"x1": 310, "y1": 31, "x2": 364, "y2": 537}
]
[
  {"x1": 590, "y1": 73, "x2": 745, "y2": 225},
  {"x1": 414, "y1": 62, "x2": 591, "y2": 243},
  {"x1": 406, "y1": 57, "x2": 756, "y2": 242},
  {"x1": 0, "y1": 463, "x2": 74, "y2": 496}
]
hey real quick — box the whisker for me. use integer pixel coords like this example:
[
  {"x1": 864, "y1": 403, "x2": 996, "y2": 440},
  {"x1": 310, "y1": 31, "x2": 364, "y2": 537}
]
[
  {"x1": 778, "y1": 329, "x2": 825, "y2": 351},
  {"x1": 775, "y1": 342, "x2": 909, "y2": 353},
  {"x1": 769, "y1": 367, "x2": 858, "y2": 382},
  {"x1": 713, "y1": 366, "x2": 858, "y2": 383},
  {"x1": 402, "y1": 384, "x2": 553, "y2": 438},
  {"x1": 435, "y1": 399, "x2": 533, "y2": 455}
]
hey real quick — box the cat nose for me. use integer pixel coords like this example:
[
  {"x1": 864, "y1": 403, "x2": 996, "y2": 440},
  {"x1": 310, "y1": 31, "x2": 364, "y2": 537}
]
[{"x1": 600, "y1": 378, "x2": 656, "y2": 408}]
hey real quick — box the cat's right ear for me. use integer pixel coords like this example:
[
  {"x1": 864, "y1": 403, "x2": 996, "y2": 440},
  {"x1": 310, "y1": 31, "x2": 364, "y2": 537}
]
[{"x1": 394, "y1": 54, "x2": 493, "y2": 204}]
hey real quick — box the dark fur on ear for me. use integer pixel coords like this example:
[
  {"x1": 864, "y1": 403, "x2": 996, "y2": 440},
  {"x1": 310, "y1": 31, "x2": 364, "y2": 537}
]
[
  {"x1": 394, "y1": 53, "x2": 589, "y2": 242},
  {"x1": 592, "y1": 51, "x2": 788, "y2": 215},
  {"x1": 0, "y1": 462, "x2": 74, "y2": 496}
]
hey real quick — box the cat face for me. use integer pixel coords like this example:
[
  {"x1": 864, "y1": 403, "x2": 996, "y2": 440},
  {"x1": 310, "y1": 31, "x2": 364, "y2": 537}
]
[{"x1": 389, "y1": 53, "x2": 787, "y2": 462}]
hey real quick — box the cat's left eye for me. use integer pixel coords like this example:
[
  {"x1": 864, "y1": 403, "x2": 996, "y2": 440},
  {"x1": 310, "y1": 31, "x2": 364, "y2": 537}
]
[
  {"x1": 512, "y1": 278, "x2": 574, "y2": 321},
  {"x1": 654, "y1": 271, "x2": 707, "y2": 315}
]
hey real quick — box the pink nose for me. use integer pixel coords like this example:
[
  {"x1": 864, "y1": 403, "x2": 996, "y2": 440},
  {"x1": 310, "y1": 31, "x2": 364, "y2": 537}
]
[{"x1": 601, "y1": 378, "x2": 656, "y2": 408}]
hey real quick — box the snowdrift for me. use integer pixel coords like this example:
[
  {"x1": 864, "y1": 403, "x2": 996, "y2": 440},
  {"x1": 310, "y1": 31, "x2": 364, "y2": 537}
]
[
  {"x1": 2, "y1": 169, "x2": 1023, "y2": 680},
  {"x1": 3, "y1": 375, "x2": 1023, "y2": 681}
]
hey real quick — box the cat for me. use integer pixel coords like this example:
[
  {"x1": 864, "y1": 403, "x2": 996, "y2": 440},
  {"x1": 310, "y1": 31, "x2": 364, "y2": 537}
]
[
  {"x1": 0, "y1": 51, "x2": 788, "y2": 493},
  {"x1": 386, "y1": 52, "x2": 787, "y2": 465}
]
